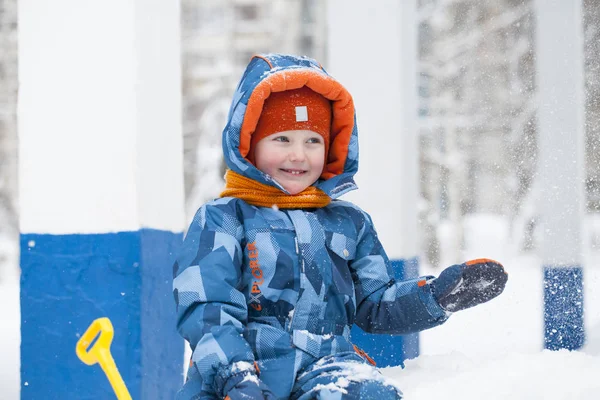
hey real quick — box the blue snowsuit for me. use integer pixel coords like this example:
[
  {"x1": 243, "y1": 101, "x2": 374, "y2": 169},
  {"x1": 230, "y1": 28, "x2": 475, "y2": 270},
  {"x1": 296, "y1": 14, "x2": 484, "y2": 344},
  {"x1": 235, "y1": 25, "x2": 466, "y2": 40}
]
[{"x1": 173, "y1": 54, "x2": 449, "y2": 399}]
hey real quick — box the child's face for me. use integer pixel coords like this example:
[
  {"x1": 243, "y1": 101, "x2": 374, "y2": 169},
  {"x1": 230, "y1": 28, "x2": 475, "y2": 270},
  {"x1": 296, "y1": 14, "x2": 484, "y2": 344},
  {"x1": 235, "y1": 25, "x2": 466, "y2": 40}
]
[{"x1": 254, "y1": 129, "x2": 325, "y2": 195}]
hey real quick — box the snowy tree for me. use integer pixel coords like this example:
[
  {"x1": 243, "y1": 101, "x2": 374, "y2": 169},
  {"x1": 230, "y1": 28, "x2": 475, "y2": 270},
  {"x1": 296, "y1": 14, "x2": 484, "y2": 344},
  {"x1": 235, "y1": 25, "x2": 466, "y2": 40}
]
[
  {"x1": 584, "y1": 0, "x2": 600, "y2": 212},
  {"x1": 418, "y1": 0, "x2": 537, "y2": 265},
  {"x1": 0, "y1": 0, "x2": 18, "y2": 273},
  {"x1": 418, "y1": 0, "x2": 600, "y2": 263}
]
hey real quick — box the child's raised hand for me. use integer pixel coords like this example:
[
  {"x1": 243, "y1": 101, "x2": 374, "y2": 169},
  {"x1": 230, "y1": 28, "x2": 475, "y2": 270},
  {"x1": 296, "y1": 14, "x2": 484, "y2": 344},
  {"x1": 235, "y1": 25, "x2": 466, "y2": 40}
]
[{"x1": 430, "y1": 258, "x2": 508, "y2": 312}]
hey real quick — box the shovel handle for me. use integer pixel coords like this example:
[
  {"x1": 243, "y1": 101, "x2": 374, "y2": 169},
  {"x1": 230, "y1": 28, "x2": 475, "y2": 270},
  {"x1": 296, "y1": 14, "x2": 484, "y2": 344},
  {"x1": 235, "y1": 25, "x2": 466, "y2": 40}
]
[
  {"x1": 76, "y1": 317, "x2": 114, "y2": 365},
  {"x1": 76, "y1": 318, "x2": 132, "y2": 400}
]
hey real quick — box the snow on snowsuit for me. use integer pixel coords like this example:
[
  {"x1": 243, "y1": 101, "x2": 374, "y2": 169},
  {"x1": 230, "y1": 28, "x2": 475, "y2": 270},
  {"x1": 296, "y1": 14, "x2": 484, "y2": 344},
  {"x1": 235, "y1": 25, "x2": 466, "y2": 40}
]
[{"x1": 173, "y1": 54, "x2": 449, "y2": 399}]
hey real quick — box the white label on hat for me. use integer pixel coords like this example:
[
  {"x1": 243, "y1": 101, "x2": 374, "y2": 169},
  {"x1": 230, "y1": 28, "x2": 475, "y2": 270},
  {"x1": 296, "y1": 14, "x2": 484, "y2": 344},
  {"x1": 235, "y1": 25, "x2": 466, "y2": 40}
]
[{"x1": 295, "y1": 106, "x2": 308, "y2": 122}]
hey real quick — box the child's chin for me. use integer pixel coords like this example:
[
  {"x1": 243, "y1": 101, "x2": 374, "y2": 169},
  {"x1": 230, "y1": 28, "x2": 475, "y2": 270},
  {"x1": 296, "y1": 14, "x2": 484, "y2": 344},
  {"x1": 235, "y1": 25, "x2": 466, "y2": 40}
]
[{"x1": 284, "y1": 184, "x2": 308, "y2": 195}]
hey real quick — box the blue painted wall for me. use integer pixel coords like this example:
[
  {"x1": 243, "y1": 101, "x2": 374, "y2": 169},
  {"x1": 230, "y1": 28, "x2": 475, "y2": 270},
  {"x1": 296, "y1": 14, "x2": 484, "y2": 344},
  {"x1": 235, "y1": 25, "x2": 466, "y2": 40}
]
[
  {"x1": 544, "y1": 266, "x2": 585, "y2": 351},
  {"x1": 350, "y1": 257, "x2": 420, "y2": 367},
  {"x1": 20, "y1": 229, "x2": 183, "y2": 399}
]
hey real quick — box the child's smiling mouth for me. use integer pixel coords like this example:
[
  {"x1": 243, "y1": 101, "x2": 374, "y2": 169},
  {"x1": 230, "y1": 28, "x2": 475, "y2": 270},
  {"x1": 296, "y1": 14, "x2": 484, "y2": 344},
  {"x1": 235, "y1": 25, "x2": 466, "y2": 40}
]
[{"x1": 280, "y1": 169, "x2": 307, "y2": 175}]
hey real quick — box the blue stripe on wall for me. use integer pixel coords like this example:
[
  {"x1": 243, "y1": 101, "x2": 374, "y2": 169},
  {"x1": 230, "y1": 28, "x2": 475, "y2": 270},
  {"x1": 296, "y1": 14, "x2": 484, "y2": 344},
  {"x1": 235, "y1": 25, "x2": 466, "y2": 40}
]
[
  {"x1": 20, "y1": 229, "x2": 184, "y2": 399},
  {"x1": 350, "y1": 257, "x2": 420, "y2": 367},
  {"x1": 543, "y1": 266, "x2": 584, "y2": 351}
]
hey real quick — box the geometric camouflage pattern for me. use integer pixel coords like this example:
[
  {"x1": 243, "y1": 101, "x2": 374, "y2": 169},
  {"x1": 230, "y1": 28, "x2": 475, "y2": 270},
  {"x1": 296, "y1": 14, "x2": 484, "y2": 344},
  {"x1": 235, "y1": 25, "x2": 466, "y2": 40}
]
[{"x1": 173, "y1": 54, "x2": 448, "y2": 400}]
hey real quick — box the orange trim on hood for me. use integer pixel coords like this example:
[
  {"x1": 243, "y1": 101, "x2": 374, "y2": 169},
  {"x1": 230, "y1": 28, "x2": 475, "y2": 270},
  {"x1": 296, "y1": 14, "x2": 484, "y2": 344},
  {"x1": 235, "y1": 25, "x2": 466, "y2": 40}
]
[{"x1": 239, "y1": 68, "x2": 355, "y2": 180}]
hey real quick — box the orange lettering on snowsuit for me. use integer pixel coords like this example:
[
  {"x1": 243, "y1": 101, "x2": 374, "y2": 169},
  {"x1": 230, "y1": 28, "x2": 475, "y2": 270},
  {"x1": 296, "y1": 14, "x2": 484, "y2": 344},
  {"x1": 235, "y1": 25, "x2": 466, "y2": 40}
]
[{"x1": 247, "y1": 241, "x2": 264, "y2": 311}]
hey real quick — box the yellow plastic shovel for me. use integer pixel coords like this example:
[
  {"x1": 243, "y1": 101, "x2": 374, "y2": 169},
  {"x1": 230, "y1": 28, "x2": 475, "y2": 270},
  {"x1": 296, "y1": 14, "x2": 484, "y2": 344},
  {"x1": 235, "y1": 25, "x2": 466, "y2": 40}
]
[{"x1": 76, "y1": 317, "x2": 132, "y2": 400}]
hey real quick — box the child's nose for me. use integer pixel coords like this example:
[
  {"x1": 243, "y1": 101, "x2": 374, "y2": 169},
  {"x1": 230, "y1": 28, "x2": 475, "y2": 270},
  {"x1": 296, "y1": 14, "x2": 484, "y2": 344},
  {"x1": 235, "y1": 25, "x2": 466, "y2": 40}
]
[{"x1": 288, "y1": 144, "x2": 306, "y2": 161}]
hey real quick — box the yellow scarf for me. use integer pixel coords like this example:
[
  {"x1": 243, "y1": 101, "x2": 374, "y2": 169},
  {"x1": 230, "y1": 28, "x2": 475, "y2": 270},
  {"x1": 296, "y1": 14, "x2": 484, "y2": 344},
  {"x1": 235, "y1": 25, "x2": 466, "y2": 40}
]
[{"x1": 220, "y1": 170, "x2": 331, "y2": 209}]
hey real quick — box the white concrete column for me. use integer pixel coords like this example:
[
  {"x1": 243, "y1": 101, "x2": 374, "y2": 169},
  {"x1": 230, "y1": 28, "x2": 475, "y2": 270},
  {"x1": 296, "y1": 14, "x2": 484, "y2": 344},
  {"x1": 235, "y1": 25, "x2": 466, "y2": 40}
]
[
  {"x1": 19, "y1": 1, "x2": 185, "y2": 398},
  {"x1": 19, "y1": 0, "x2": 184, "y2": 234},
  {"x1": 534, "y1": 0, "x2": 585, "y2": 350}
]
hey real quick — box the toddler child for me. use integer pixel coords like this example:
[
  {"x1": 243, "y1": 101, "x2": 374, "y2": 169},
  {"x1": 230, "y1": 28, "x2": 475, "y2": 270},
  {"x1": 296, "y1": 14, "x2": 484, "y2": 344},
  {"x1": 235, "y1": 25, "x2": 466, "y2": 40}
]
[{"x1": 173, "y1": 53, "x2": 507, "y2": 400}]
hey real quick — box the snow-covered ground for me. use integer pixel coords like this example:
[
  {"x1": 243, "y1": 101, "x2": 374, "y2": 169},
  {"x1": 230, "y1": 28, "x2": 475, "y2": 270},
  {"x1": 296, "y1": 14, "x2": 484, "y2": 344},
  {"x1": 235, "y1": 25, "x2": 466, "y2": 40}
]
[
  {"x1": 383, "y1": 215, "x2": 600, "y2": 399},
  {"x1": 2, "y1": 215, "x2": 600, "y2": 399},
  {"x1": 387, "y1": 252, "x2": 600, "y2": 400}
]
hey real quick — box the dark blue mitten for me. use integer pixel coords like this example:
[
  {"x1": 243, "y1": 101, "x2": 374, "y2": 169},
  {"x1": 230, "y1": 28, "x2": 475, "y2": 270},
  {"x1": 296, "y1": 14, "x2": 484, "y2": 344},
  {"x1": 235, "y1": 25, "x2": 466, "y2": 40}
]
[
  {"x1": 431, "y1": 258, "x2": 507, "y2": 312},
  {"x1": 223, "y1": 372, "x2": 276, "y2": 400}
]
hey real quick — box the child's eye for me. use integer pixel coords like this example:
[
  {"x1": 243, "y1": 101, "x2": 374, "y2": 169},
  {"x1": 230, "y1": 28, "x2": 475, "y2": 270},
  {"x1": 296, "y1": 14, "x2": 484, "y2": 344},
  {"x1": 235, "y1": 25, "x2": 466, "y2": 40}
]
[
  {"x1": 307, "y1": 137, "x2": 322, "y2": 144},
  {"x1": 274, "y1": 136, "x2": 289, "y2": 142}
]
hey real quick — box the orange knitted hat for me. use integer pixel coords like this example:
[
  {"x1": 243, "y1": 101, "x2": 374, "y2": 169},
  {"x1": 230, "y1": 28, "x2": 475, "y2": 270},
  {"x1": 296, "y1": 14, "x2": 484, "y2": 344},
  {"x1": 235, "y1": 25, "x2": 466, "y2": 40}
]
[{"x1": 247, "y1": 86, "x2": 332, "y2": 164}]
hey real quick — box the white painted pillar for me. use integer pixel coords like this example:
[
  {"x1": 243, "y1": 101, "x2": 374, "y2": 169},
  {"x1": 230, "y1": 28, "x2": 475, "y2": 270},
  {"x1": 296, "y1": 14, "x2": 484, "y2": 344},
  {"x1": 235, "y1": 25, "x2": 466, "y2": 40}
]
[
  {"x1": 19, "y1": 1, "x2": 185, "y2": 397},
  {"x1": 327, "y1": 0, "x2": 420, "y2": 365},
  {"x1": 534, "y1": 0, "x2": 585, "y2": 350}
]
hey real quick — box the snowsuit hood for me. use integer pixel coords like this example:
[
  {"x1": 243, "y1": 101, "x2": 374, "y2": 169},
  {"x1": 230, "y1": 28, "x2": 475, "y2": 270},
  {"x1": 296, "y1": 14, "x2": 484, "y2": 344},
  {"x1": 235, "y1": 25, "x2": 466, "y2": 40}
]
[{"x1": 222, "y1": 53, "x2": 359, "y2": 198}]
